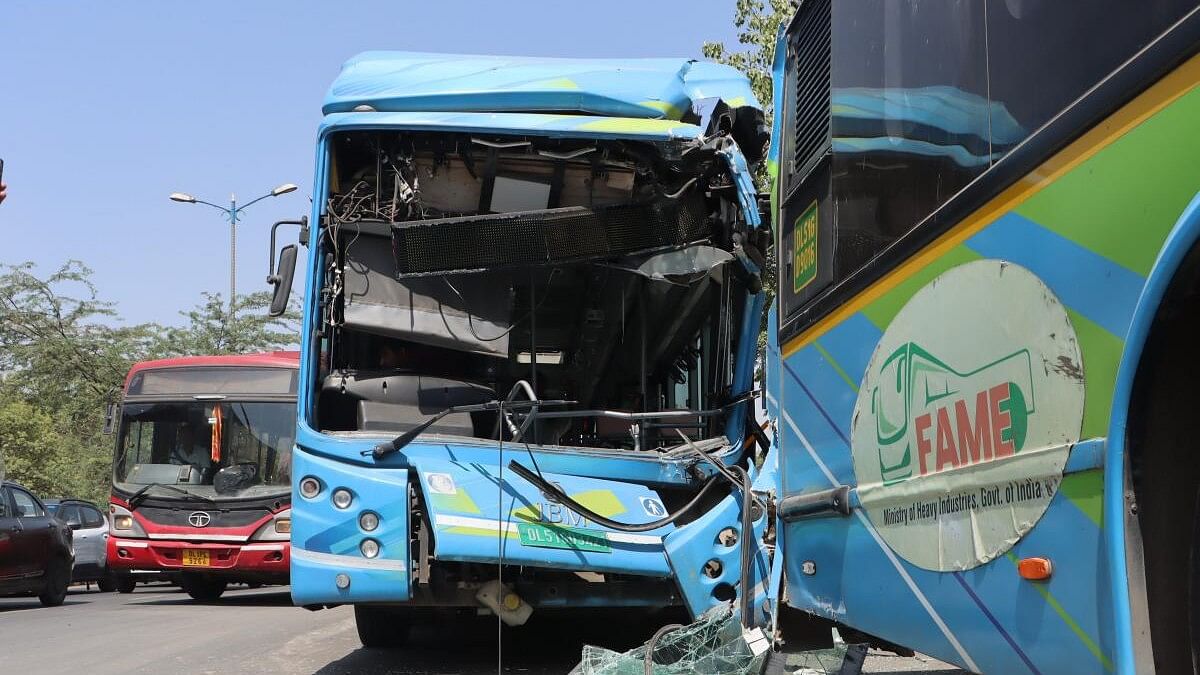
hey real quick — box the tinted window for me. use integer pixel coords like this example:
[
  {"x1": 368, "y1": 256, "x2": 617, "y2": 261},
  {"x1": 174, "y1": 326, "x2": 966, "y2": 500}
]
[
  {"x1": 11, "y1": 488, "x2": 43, "y2": 518},
  {"x1": 58, "y1": 505, "x2": 82, "y2": 526},
  {"x1": 780, "y1": 0, "x2": 1196, "y2": 330},
  {"x1": 0, "y1": 490, "x2": 9, "y2": 518},
  {"x1": 127, "y1": 367, "x2": 297, "y2": 397},
  {"x1": 82, "y1": 507, "x2": 105, "y2": 529}
]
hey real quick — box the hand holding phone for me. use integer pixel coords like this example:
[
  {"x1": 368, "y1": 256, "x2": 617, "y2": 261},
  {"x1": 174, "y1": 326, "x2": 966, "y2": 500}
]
[{"x1": 0, "y1": 158, "x2": 6, "y2": 204}]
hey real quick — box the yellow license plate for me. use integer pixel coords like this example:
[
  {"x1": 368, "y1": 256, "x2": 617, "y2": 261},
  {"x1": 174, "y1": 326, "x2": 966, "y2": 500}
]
[{"x1": 182, "y1": 549, "x2": 210, "y2": 567}]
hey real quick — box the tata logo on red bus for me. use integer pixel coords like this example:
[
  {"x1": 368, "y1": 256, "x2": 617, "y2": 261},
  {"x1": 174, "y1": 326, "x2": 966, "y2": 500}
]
[{"x1": 870, "y1": 342, "x2": 1035, "y2": 484}]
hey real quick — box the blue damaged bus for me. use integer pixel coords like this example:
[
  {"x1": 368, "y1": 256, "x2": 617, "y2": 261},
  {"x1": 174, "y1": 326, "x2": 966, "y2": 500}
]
[
  {"x1": 765, "y1": 1, "x2": 1200, "y2": 673},
  {"x1": 266, "y1": 53, "x2": 778, "y2": 647}
]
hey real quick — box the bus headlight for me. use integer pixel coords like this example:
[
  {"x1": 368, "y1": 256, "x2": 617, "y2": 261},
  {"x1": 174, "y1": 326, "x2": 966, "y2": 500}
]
[
  {"x1": 359, "y1": 512, "x2": 379, "y2": 532},
  {"x1": 114, "y1": 515, "x2": 134, "y2": 530},
  {"x1": 360, "y1": 539, "x2": 380, "y2": 558},
  {"x1": 299, "y1": 477, "x2": 321, "y2": 499},
  {"x1": 331, "y1": 489, "x2": 353, "y2": 510}
]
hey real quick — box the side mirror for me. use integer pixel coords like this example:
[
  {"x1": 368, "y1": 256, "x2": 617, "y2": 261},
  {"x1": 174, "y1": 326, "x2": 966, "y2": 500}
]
[
  {"x1": 103, "y1": 402, "x2": 118, "y2": 435},
  {"x1": 268, "y1": 244, "x2": 298, "y2": 317}
]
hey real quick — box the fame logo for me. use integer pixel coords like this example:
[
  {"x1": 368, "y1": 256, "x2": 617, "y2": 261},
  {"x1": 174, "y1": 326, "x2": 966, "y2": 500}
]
[{"x1": 870, "y1": 342, "x2": 1035, "y2": 484}]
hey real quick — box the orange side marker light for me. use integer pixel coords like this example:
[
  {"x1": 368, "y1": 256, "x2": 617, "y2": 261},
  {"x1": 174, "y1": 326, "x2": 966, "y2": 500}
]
[{"x1": 1017, "y1": 557, "x2": 1053, "y2": 581}]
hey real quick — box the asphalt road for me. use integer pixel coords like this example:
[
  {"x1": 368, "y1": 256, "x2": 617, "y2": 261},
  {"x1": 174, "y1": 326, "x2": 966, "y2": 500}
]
[{"x1": 0, "y1": 584, "x2": 966, "y2": 674}]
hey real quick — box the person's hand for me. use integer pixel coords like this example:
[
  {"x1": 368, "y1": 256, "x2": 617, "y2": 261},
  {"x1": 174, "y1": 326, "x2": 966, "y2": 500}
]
[{"x1": 0, "y1": 182, "x2": 6, "y2": 205}]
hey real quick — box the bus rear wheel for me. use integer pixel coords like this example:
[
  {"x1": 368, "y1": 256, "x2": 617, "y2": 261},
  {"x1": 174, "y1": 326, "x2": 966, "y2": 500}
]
[
  {"x1": 355, "y1": 605, "x2": 412, "y2": 648},
  {"x1": 181, "y1": 574, "x2": 227, "y2": 602}
]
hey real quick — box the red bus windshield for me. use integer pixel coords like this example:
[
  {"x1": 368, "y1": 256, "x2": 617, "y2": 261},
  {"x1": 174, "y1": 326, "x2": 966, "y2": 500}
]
[{"x1": 114, "y1": 401, "x2": 294, "y2": 499}]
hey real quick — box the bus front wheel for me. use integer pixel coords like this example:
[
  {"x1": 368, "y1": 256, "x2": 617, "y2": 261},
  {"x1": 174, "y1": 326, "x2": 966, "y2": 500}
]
[
  {"x1": 355, "y1": 605, "x2": 412, "y2": 648},
  {"x1": 181, "y1": 574, "x2": 227, "y2": 602}
]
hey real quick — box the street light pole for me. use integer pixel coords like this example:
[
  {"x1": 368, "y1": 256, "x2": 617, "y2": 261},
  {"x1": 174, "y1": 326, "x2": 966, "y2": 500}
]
[{"x1": 170, "y1": 183, "x2": 298, "y2": 319}]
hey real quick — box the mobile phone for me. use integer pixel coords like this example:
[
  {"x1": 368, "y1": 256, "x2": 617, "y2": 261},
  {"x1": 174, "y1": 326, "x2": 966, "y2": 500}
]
[{"x1": 0, "y1": 158, "x2": 5, "y2": 185}]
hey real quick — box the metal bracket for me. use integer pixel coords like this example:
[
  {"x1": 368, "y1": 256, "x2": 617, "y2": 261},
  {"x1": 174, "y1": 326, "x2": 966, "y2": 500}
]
[{"x1": 778, "y1": 485, "x2": 851, "y2": 522}]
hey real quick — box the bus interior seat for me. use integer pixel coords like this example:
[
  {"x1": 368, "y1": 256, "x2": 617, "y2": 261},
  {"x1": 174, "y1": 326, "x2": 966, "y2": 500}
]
[{"x1": 321, "y1": 370, "x2": 496, "y2": 437}]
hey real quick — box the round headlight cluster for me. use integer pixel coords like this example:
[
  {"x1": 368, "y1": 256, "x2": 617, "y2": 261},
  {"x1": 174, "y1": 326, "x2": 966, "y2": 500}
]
[
  {"x1": 332, "y1": 489, "x2": 353, "y2": 510},
  {"x1": 359, "y1": 512, "x2": 379, "y2": 532},
  {"x1": 299, "y1": 477, "x2": 321, "y2": 499},
  {"x1": 360, "y1": 538, "x2": 380, "y2": 559}
]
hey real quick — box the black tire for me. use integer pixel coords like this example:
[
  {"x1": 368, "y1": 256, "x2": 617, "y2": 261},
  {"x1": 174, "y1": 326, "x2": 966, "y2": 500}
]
[
  {"x1": 180, "y1": 574, "x2": 227, "y2": 602},
  {"x1": 38, "y1": 559, "x2": 70, "y2": 607},
  {"x1": 97, "y1": 574, "x2": 116, "y2": 593},
  {"x1": 115, "y1": 575, "x2": 137, "y2": 594},
  {"x1": 355, "y1": 605, "x2": 412, "y2": 648}
]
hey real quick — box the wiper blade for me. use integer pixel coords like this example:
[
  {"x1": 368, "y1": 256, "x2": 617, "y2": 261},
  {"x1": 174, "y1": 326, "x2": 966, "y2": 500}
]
[
  {"x1": 126, "y1": 484, "x2": 154, "y2": 510},
  {"x1": 127, "y1": 483, "x2": 215, "y2": 509},
  {"x1": 366, "y1": 397, "x2": 574, "y2": 459}
]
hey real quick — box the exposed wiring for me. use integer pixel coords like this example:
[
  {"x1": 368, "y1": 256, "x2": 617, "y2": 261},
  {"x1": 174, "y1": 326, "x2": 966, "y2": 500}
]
[
  {"x1": 440, "y1": 269, "x2": 561, "y2": 343},
  {"x1": 644, "y1": 623, "x2": 685, "y2": 675}
]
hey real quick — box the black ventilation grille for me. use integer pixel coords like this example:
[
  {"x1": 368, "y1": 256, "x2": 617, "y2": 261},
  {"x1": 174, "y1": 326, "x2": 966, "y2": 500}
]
[
  {"x1": 391, "y1": 195, "x2": 709, "y2": 276},
  {"x1": 789, "y1": 0, "x2": 832, "y2": 189}
]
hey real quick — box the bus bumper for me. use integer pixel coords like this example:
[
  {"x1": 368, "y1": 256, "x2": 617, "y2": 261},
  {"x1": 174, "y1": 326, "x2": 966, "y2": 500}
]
[{"x1": 107, "y1": 537, "x2": 290, "y2": 580}]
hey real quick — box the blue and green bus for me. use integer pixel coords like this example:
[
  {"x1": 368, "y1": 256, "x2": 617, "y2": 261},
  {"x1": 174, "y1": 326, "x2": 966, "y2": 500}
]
[
  {"x1": 765, "y1": 1, "x2": 1200, "y2": 672},
  {"x1": 268, "y1": 52, "x2": 777, "y2": 647}
]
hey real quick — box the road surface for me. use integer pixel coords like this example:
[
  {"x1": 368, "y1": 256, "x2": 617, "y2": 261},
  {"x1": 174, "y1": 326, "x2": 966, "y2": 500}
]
[{"x1": 0, "y1": 584, "x2": 966, "y2": 674}]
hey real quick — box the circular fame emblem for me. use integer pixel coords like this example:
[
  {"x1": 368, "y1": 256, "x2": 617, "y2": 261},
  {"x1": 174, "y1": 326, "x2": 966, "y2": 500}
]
[{"x1": 850, "y1": 260, "x2": 1084, "y2": 571}]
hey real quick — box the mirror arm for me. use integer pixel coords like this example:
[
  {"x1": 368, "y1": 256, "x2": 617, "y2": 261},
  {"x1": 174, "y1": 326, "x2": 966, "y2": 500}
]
[{"x1": 268, "y1": 217, "x2": 309, "y2": 279}]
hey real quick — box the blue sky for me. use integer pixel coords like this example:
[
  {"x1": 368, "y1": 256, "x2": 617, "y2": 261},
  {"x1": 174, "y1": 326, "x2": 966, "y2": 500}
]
[{"x1": 0, "y1": 1, "x2": 741, "y2": 325}]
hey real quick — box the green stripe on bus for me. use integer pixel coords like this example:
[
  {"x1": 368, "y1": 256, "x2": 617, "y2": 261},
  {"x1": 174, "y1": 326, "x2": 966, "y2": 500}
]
[
  {"x1": 1058, "y1": 469, "x2": 1103, "y2": 528},
  {"x1": 1066, "y1": 308, "x2": 1123, "y2": 440},
  {"x1": 1005, "y1": 552, "x2": 1114, "y2": 671},
  {"x1": 1016, "y1": 86, "x2": 1200, "y2": 277},
  {"x1": 860, "y1": 246, "x2": 983, "y2": 331},
  {"x1": 813, "y1": 340, "x2": 859, "y2": 392}
]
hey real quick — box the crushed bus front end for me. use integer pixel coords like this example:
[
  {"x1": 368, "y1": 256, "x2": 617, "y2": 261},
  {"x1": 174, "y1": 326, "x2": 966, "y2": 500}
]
[{"x1": 287, "y1": 53, "x2": 778, "y2": 643}]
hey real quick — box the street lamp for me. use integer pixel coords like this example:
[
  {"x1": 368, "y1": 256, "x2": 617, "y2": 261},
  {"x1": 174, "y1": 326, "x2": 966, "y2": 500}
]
[{"x1": 169, "y1": 183, "x2": 298, "y2": 317}]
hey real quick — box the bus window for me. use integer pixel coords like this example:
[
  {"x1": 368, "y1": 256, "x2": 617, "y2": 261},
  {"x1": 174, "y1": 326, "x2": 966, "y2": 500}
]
[
  {"x1": 777, "y1": 0, "x2": 1196, "y2": 338},
  {"x1": 985, "y1": 0, "x2": 1195, "y2": 135}
]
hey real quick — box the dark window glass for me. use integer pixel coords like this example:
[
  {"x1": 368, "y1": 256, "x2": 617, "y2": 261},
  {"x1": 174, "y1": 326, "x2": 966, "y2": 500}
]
[
  {"x1": 82, "y1": 507, "x2": 105, "y2": 529},
  {"x1": 127, "y1": 367, "x2": 298, "y2": 397},
  {"x1": 985, "y1": 0, "x2": 1194, "y2": 135},
  {"x1": 780, "y1": 0, "x2": 1196, "y2": 331},
  {"x1": 11, "y1": 488, "x2": 43, "y2": 518},
  {"x1": 58, "y1": 505, "x2": 82, "y2": 527},
  {"x1": 0, "y1": 490, "x2": 9, "y2": 518},
  {"x1": 114, "y1": 401, "x2": 295, "y2": 498}
]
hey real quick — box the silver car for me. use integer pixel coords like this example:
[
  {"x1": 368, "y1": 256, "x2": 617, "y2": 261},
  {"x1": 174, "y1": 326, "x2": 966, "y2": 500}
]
[{"x1": 45, "y1": 499, "x2": 114, "y2": 591}]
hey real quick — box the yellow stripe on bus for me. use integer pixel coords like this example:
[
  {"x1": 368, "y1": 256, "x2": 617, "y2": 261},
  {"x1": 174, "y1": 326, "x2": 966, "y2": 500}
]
[{"x1": 781, "y1": 53, "x2": 1200, "y2": 359}]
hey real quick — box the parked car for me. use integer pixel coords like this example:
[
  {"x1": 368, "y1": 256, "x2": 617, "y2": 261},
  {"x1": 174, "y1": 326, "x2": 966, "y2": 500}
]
[
  {"x1": 44, "y1": 498, "x2": 114, "y2": 592},
  {"x1": 0, "y1": 481, "x2": 74, "y2": 606}
]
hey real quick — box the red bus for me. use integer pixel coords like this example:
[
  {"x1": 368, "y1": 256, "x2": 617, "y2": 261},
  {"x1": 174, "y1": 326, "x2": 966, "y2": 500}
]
[{"x1": 106, "y1": 352, "x2": 298, "y2": 600}]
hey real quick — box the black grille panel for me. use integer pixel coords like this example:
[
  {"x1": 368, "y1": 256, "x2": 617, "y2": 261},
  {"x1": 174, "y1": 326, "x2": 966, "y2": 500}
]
[
  {"x1": 391, "y1": 195, "x2": 709, "y2": 276},
  {"x1": 789, "y1": 0, "x2": 832, "y2": 189}
]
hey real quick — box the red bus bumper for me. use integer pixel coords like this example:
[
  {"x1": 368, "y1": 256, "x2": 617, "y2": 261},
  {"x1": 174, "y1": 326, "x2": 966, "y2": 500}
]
[{"x1": 107, "y1": 537, "x2": 290, "y2": 582}]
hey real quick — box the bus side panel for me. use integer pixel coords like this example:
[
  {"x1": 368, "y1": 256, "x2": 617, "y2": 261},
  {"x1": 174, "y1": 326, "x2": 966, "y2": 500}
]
[{"x1": 772, "y1": 58, "x2": 1200, "y2": 673}]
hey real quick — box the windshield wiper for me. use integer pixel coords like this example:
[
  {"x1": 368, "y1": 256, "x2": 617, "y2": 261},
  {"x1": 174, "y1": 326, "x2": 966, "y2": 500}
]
[
  {"x1": 367, "y1": 381, "x2": 574, "y2": 459},
  {"x1": 128, "y1": 483, "x2": 216, "y2": 510}
]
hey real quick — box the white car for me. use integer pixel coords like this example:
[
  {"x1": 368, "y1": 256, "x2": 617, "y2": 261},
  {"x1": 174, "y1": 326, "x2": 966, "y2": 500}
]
[{"x1": 45, "y1": 499, "x2": 114, "y2": 591}]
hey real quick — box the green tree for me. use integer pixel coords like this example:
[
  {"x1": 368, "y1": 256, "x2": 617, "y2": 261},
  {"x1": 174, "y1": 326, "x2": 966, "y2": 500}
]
[
  {"x1": 0, "y1": 261, "x2": 300, "y2": 502},
  {"x1": 703, "y1": 0, "x2": 793, "y2": 185},
  {"x1": 154, "y1": 291, "x2": 299, "y2": 357},
  {"x1": 704, "y1": 0, "x2": 792, "y2": 363}
]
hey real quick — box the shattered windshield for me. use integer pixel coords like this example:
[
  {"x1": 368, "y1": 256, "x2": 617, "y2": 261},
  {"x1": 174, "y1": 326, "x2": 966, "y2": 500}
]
[
  {"x1": 315, "y1": 130, "x2": 758, "y2": 451},
  {"x1": 114, "y1": 401, "x2": 294, "y2": 498}
]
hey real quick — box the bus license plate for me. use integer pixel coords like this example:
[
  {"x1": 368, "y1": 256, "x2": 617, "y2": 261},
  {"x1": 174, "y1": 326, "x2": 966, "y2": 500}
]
[
  {"x1": 182, "y1": 549, "x2": 210, "y2": 567},
  {"x1": 516, "y1": 523, "x2": 610, "y2": 553}
]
